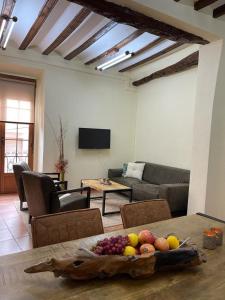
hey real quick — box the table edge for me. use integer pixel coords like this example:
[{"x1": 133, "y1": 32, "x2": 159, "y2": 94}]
[{"x1": 196, "y1": 212, "x2": 225, "y2": 224}]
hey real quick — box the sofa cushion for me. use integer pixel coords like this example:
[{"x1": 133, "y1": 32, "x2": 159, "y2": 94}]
[
  {"x1": 141, "y1": 163, "x2": 190, "y2": 185},
  {"x1": 124, "y1": 162, "x2": 145, "y2": 180},
  {"x1": 110, "y1": 177, "x2": 146, "y2": 187},
  {"x1": 132, "y1": 183, "x2": 159, "y2": 201}
]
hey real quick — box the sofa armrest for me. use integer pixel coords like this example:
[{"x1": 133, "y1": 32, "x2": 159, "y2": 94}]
[
  {"x1": 159, "y1": 183, "x2": 189, "y2": 213},
  {"x1": 108, "y1": 168, "x2": 123, "y2": 178}
]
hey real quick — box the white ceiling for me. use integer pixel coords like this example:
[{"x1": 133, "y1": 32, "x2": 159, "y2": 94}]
[{"x1": 0, "y1": 0, "x2": 182, "y2": 72}]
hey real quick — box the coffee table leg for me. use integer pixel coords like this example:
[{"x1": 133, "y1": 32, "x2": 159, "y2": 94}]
[
  {"x1": 102, "y1": 191, "x2": 106, "y2": 216},
  {"x1": 129, "y1": 189, "x2": 133, "y2": 203},
  {"x1": 80, "y1": 180, "x2": 83, "y2": 194}
]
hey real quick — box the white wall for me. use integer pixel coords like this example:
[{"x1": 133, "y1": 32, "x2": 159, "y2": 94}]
[
  {"x1": 0, "y1": 48, "x2": 137, "y2": 186},
  {"x1": 43, "y1": 65, "x2": 137, "y2": 186},
  {"x1": 188, "y1": 41, "x2": 223, "y2": 215},
  {"x1": 134, "y1": 46, "x2": 198, "y2": 169}
]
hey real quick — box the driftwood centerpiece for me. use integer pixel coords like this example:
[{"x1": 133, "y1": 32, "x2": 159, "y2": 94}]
[{"x1": 24, "y1": 247, "x2": 206, "y2": 280}]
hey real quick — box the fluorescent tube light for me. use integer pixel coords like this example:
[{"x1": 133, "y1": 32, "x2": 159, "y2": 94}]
[
  {"x1": 2, "y1": 16, "x2": 17, "y2": 49},
  {"x1": 0, "y1": 18, "x2": 6, "y2": 40},
  {"x1": 96, "y1": 51, "x2": 133, "y2": 71},
  {"x1": 101, "y1": 53, "x2": 132, "y2": 70}
]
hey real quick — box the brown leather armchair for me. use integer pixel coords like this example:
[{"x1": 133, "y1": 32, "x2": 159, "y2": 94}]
[
  {"x1": 13, "y1": 162, "x2": 66, "y2": 211},
  {"x1": 13, "y1": 162, "x2": 30, "y2": 211},
  {"x1": 22, "y1": 171, "x2": 90, "y2": 222}
]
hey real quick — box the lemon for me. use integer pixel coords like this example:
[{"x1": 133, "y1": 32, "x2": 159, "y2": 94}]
[
  {"x1": 123, "y1": 246, "x2": 136, "y2": 256},
  {"x1": 167, "y1": 235, "x2": 180, "y2": 249},
  {"x1": 128, "y1": 233, "x2": 139, "y2": 247}
]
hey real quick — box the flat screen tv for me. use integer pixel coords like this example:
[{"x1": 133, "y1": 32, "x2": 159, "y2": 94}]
[{"x1": 78, "y1": 128, "x2": 111, "y2": 149}]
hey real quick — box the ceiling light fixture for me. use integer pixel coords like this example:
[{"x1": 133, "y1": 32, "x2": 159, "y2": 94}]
[
  {"x1": 0, "y1": 15, "x2": 18, "y2": 50},
  {"x1": 96, "y1": 51, "x2": 133, "y2": 71}
]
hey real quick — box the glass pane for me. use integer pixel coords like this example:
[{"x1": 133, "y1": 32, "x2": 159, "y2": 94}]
[
  {"x1": 6, "y1": 108, "x2": 18, "y2": 123},
  {"x1": 20, "y1": 101, "x2": 31, "y2": 109},
  {"x1": 5, "y1": 123, "x2": 17, "y2": 139},
  {"x1": 4, "y1": 157, "x2": 17, "y2": 173},
  {"x1": 19, "y1": 109, "x2": 31, "y2": 123},
  {"x1": 17, "y1": 156, "x2": 28, "y2": 164},
  {"x1": 17, "y1": 140, "x2": 28, "y2": 156},
  {"x1": 7, "y1": 99, "x2": 19, "y2": 108},
  {"x1": 5, "y1": 140, "x2": 17, "y2": 156},
  {"x1": 18, "y1": 124, "x2": 29, "y2": 140}
]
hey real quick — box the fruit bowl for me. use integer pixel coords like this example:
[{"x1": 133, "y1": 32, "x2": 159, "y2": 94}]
[
  {"x1": 24, "y1": 230, "x2": 206, "y2": 281},
  {"x1": 91, "y1": 230, "x2": 189, "y2": 257}
]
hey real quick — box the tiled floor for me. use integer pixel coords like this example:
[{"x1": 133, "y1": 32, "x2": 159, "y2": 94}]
[
  {"x1": 0, "y1": 193, "x2": 125, "y2": 257},
  {"x1": 0, "y1": 194, "x2": 32, "y2": 256}
]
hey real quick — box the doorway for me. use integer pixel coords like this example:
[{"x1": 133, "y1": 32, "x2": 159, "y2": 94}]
[{"x1": 0, "y1": 122, "x2": 34, "y2": 193}]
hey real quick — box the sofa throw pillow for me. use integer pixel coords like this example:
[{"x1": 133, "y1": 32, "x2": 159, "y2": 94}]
[
  {"x1": 122, "y1": 163, "x2": 128, "y2": 177},
  {"x1": 124, "y1": 162, "x2": 145, "y2": 180}
]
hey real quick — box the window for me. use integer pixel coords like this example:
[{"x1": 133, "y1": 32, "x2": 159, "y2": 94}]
[
  {"x1": 0, "y1": 76, "x2": 35, "y2": 123},
  {"x1": 4, "y1": 123, "x2": 30, "y2": 173}
]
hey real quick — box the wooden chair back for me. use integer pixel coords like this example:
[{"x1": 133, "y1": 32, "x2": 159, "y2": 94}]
[
  {"x1": 31, "y1": 208, "x2": 104, "y2": 248},
  {"x1": 120, "y1": 199, "x2": 171, "y2": 229}
]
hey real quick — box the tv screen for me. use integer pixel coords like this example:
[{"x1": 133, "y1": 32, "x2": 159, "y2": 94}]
[{"x1": 79, "y1": 128, "x2": 111, "y2": 149}]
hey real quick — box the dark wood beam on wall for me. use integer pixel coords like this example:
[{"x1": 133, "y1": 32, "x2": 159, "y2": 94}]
[
  {"x1": 119, "y1": 42, "x2": 184, "y2": 73},
  {"x1": 64, "y1": 21, "x2": 116, "y2": 60},
  {"x1": 85, "y1": 29, "x2": 144, "y2": 65},
  {"x1": 132, "y1": 51, "x2": 199, "y2": 87},
  {"x1": 194, "y1": 0, "x2": 219, "y2": 11},
  {"x1": 43, "y1": 8, "x2": 91, "y2": 55},
  {"x1": 213, "y1": 4, "x2": 225, "y2": 18},
  {"x1": 68, "y1": 0, "x2": 208, "y2": 45},
  {"x1": 19, "y1": 0, "x2": 59, "y2": 50}
]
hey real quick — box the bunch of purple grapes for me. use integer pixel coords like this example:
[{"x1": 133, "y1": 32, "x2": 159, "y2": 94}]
[{"x1": 93, "y1": 235, "x2": 129, "y2": 255}]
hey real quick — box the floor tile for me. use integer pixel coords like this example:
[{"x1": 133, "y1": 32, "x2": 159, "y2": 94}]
[
  {"x1": 8, "y1": 224, "x2": 29, "y2": 239},
  {"x1": 16, "y1": 236, "x2": 33, "y2": 251},
  {"x1": 1, "y1": 210, "x2": 19, "y2": 219},
  {"x1": 0, "y1": 239, "x2": 21, "y2": 256},
  {"x1": 4, "y1": 215, "x2": 23, "y2": 228},
  {"x1": 0, "y1": 228, "x2": 13, "y2": 242},
  {"x1": 0, "y1": 218, "x2": 7, "y2": 230}
]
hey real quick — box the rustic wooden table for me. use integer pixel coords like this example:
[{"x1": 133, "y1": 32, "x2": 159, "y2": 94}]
[{"x1": 0, "y1": 214, "x2": 225, "y2": 300}]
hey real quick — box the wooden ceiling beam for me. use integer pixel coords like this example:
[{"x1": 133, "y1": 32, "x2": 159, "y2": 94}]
[
  {"x1": 194, "y1": 0, "x2": 219, "y2": 11},
  {"x1": 64, "y1": 21, "x2": 116, "y2": 60},
  {"x1": 119, "y1": 42, "x2": 184, "y2": 73},
  {"x1": 0, "y1": 0, "x2": 16, "y2": 16},
  {"x1": 0, "y1": 0, "x2": 16, "y2": 33},
  {"x1": 43, "y1": 8, "x2": 91, "y2": 55},
  {"x1": 213, "y1": 4, "x2": 225, "y2": 18},
  {"x1": 133, "y1": 37, "x2": 165, "y2": 57},
  {"x1": 85, "y1": 29, "x2": 144, "y2": 65},
  {"x1": 19, "y1": 0, "x2": 59, "y2": 50},
  {"x1": 132, "y1": 51, "x2": 199, "y2": 87},
  {"x1": 68, "y1": 0, "x2": 208, "y2": 44},
  {"x1": 97, "y1": 37, "x2": 165, "y2": 70}
]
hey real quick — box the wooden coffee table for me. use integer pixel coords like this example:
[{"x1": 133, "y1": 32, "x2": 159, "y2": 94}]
[{"x1": 81, "y1": 179, "x2": 133, "y2": 216}]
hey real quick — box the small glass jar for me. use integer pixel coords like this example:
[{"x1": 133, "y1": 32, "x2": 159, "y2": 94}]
[
  {"x1": 211, "y1": 227, "x2": 223, "y2": 246},
  {"x1": 203, "y1": 230, "x2": 217, "y2": 250}
]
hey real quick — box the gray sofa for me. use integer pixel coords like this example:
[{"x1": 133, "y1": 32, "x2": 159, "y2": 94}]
[{"x1": 108, "y1": 162, "x2": 190, "y2": 216}]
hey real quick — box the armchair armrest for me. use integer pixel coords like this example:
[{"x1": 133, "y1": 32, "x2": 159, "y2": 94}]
[
  {"x1": 108, "y1": 168, "x2": 123, "y2": 178},
  {"x1": 44, "y1": 172, "x2": 60, "y2": 180},
  {"x1": 56, "y1": 186, "x2": 90, "y2": 196},
  {"x1": 159, "y1": 183, "x2": 189, "y2": 213}
]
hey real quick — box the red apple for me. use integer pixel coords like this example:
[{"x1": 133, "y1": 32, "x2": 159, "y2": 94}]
[
  {"x1": 138, "y1": 230, "x2": 156, "y2": 244},
  {"x1": 140, "y1": 243, "x2": 155, "y2": 255},
  {"x1": 154, "y1": 237, "x2": 170, "y2": 251}
]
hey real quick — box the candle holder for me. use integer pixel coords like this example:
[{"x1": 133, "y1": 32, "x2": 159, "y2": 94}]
[
  {"x1": 203, "y1": 230, "x2": 217, "y2": 250},
  {"x1": 211, "y1": 227, "x2": 223, "y2": 246}
]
